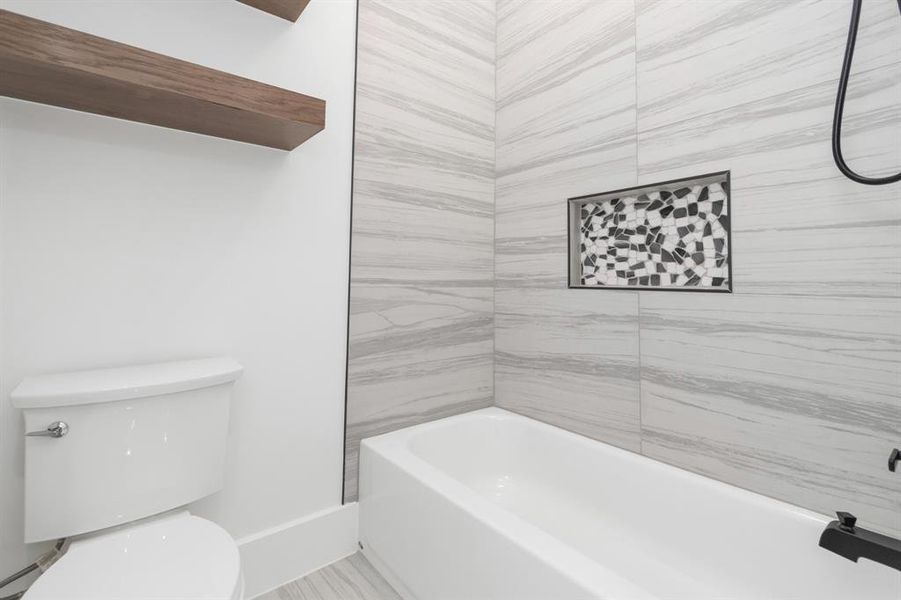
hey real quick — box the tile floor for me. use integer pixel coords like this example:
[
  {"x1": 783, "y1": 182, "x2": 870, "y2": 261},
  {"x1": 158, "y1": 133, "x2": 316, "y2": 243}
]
[{"x1": 256, "y1": 553, "x2": 401, "y2": 600}]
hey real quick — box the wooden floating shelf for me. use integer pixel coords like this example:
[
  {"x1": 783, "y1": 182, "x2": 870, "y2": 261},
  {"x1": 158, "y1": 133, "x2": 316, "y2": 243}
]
[
  {"x1": 237, "y1": 0, "x2": 311, "y2": 22},
  {"x1": 0, "y1": 10, "x2": 325, "y2": 151}
]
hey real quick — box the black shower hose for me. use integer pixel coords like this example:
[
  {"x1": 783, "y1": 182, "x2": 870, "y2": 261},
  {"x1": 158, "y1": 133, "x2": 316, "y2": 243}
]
[{"x1": 832, "y1": 0, "x2": 901, "y2": 185}]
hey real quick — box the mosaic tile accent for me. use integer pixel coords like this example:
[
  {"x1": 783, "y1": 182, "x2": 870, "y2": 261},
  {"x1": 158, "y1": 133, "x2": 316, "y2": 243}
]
[{"x1": 568, "y1": 172, "x2": 731, "y2": 291}]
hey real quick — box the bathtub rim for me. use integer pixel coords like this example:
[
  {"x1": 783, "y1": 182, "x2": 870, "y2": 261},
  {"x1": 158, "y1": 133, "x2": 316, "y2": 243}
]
[{"x1": 362, "y1": 407, "x2": 835, "y2": 531}]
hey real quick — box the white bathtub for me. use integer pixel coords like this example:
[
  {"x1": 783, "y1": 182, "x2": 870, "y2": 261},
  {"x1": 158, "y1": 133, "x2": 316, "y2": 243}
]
[{"x1": 358, "y1": 408, "x2": 900, "y2": 600}]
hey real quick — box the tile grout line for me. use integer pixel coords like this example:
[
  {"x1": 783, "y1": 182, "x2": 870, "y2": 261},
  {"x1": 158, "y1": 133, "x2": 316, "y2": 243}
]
[
  {"x1": 637, "y1": 290, "x2": 643, "y2": 456},
  {"x1": 633, "y1": 0, "x2": 644, "y2": 457},
  {"x1": 340, "y1": 0, "x2": 362, "y2": 506},
  {"x1": 634, "y1": 0, "x2": 639, "y2": 181},
  {"x1": 492, "y1": 0, "x2": 498, "y2": 409}
]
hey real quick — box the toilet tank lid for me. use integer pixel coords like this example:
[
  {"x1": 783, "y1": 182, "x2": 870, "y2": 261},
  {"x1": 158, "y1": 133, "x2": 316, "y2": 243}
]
[{"x1": 11, "y1": 358, "x2": 243, "y2": 409}]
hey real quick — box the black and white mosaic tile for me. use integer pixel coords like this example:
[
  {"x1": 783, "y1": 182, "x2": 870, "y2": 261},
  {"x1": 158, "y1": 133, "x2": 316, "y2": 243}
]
[{"x1": 569, "y1": 173, "x2": 731, "y2": 291}]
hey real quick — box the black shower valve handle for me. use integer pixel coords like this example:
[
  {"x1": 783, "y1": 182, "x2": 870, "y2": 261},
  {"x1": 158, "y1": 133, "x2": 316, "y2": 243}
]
[
  {"x1": 836, "y1": 511, "x2": 857, "y2": 532},
  {"x1": 889, "y1": 448, "x2": 900, "y2": 473}
]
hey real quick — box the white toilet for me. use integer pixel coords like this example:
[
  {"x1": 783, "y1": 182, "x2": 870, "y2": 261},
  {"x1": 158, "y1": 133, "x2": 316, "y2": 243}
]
[{"x1": 10, "y1": 357, "x2": 245, "y2": 600}]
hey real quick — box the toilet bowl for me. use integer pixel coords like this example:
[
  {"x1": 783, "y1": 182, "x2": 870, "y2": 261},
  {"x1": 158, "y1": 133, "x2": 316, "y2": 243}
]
[
  {"x1": 23, "y1": 512, "x2": 243, "y2": 600},
  {"x1": 11, "y1": 358, "x2": 244, "y2": 600}
]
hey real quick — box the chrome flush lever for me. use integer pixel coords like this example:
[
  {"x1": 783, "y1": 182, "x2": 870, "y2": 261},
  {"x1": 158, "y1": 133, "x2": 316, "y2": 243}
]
[{"x1": 26, "y1": 421, "x2": 69, "y2": 438}]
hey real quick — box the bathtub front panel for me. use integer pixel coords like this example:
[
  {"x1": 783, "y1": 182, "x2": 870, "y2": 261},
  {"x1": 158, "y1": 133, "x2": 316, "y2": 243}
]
[{"x1": 360, "y1": 409, "x2": 901, "y2": 600}]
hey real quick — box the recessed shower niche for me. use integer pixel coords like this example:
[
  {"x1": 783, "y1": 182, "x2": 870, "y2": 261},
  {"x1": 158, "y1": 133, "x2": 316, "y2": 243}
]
[{"x1": 568, "y1": 171, "x2": 732, "y2": 292}]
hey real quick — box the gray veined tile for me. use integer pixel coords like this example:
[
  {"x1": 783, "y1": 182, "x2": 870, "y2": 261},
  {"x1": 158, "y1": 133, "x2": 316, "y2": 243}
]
[
  {"x1": 637, "y1": 62, "x2": 901, "y2": 297},
  {"x1": 636, "y1": 0, "x2": 901, "y2": 297},
  {"x1": 352, "y1": 0, "x2": 496, "y2": 284},
  {"x1": 345, "y1": 284, "x2": 493, "y2": 500},
  {"x1": 349, "y1": 177, "x2": 493, "y2": 284},
  {"x1": 353, "y1": 0, "x2": 497, "y2": 214},
  {"x1": 357, "y1": 0, "x2": 495, "y2": 122},
  {"x1": 256, "y1": 553, "x2": 401, "y2": 600},
  {"x1": 496, "y1": 287, "x2": 641, "y2": 451},
  {"x1": 495, "y1": 136, "x2": 637, "y2": 289},
  {"x1": 639, "y1": 293, "x2": 901, "y2": 537},
  {"x1": 496, "y1": 0, "x2": 636, "y2": 172},
  {"x1": 493, "y1": 0, "x2": 641, "y2": 461},
  {"x1": 495, "y1": 0, "x2": 637, "y2": 290},
  {"x1": 497, "y1": 0, "x2": 633, "y2": 107},
  {"x1": 346, "y1": 0, "x2": 496, "y2": 500},
  {"x1": 636, "y1": 0, "x2": 901, "y2": 131},
  {"x1": 637, "y1": 63, "x2": 901, "y2": 181}
]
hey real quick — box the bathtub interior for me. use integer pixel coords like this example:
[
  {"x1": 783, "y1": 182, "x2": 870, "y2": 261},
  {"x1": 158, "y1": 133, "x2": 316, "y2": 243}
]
[{"x1": 402, "y1": 409, "x2": 898, "y2": 599}]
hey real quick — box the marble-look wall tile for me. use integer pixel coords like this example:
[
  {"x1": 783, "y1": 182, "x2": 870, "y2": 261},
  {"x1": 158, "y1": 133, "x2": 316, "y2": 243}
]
[
  {"x1": 345, "y1": 284, "x2": 493, "y2": 500},
  {"x1": 634, "y1": 0, "x2": 901, "y2": 535},
  {"x1": 637, "y1": 1, "x2": 901, "y2": 297},
  {"x1": 496, "y1": 137, "x2": 637, "y2": 288},
  {"x1": 493, "y1": 0, "x2": 640, "y2": 447},
  {"x1": 495, "y1": 0, "x2": 637, "y2": 283},
  {"x1": 496, "y1": 288, "x2": 640, "y2": 450},
  {"x1": 639, "y1": 293, "x2": 901, "y2": 536},
  {"x1": 638, "y1": 67, "x2": 900, "y2": 297},
  {"x1": 345, "y1": 0, "x2": 495, "y2": 501},
  {"x1": 625, "y1": 0, "x2": 901, "y2": 537},
  {"x1": 352, "y1": 0, "x2": 495, "y2": 285},
  {"x1": 497, "y1": 0, "x2": 636, "y2": 174},
  {"x1": 495, "y1": 0, "x2": 637, "y2": 289},
  {"x1": 351, "y1": 175, "x2": 494, "y2": 285},
  {"x1": 348, "y1": 0, "x2": 900, "y2": 532},
  {"x1": 636, "y1": 0, "x2": 900, "y2": 132},
  {"x1": 490, "y1": 0, "x2": 901, "y2": 538}
]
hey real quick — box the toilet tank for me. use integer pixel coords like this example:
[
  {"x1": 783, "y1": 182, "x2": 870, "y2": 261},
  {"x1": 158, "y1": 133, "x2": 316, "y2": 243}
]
[{"x1": 11, "y1": 358, "x2": 243, "y2": 542}]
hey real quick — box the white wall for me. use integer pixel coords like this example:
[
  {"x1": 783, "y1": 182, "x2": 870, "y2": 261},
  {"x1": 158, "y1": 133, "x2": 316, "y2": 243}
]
[{"x1": 0, "y1": 0, "x2": 357, "y2": 593}]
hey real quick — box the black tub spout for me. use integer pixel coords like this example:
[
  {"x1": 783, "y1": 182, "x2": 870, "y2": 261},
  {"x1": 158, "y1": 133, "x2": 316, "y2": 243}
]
[{"x1": 818, "y1": 512, "x2": 901, "y2": 571}]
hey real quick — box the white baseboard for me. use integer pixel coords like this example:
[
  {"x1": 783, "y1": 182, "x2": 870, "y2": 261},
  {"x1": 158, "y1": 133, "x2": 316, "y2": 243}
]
[{"x1": 238, "y1": 502, "x2": 359, "y2": 598}]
